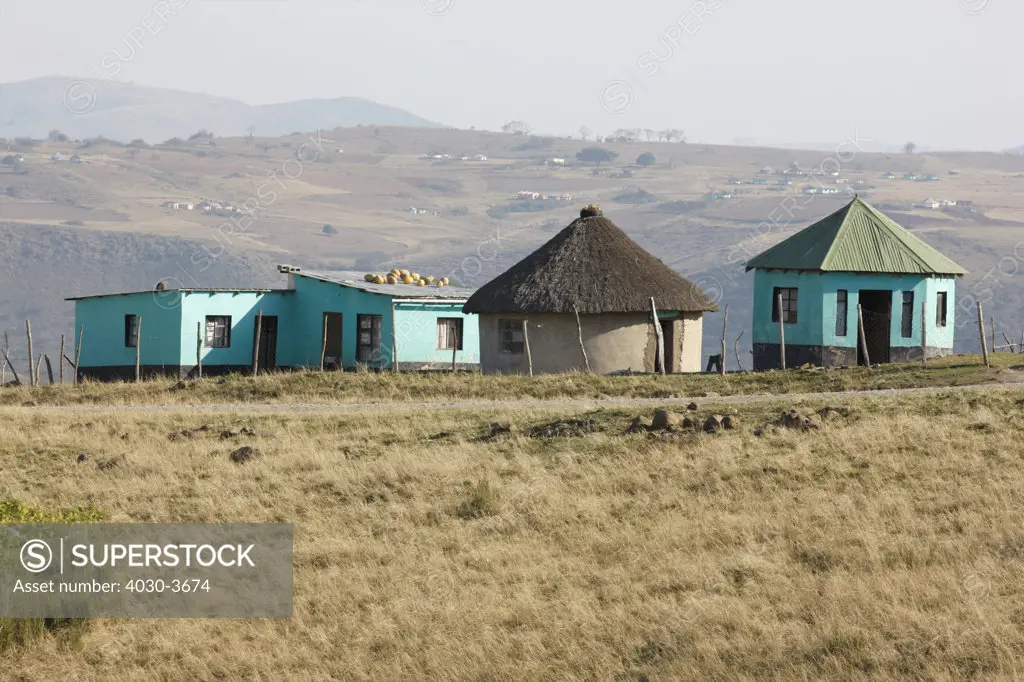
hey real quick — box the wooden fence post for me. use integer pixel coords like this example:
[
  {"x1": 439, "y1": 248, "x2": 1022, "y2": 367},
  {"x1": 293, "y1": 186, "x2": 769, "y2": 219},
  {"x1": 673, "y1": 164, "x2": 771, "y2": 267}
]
[
  {"x1": 135, "y1": 316, "x2": 142, "y2": 382},
  {"x1": 252, "y1": 309, "x2": 263, "y2": 376},
  {"x1": 25, "y1": 320, "x2": 34, "y2": 386},
  {"x1": 0, "y1": 347, "x2": 21, "y2": 386},
  {"x1": 573, "y1": 305, "x2": 590, "y2": 372},
  {"x1": 857, "y1": 303, "x2": 870, "y2": 368},
  {"x1": 650, "y1": 298, "x2": 665, "y2": 376},
  {"x1": 320, "y1": 313, "x2": 329, "y2": 372},
  {"x1": 74, "y1": 325, "x2": 83, "y2": 384},
  {"x1": 777, "y1": 292, "x2": 786, "y2": 371},
  {"x1": 522, "y1": 319, "x2": 533, "y2": 377},
  {"x1": 734, "y1": 330, "x2": 745, "y2": 373},
  {"x1": 196, "y1": 322, "x2": 203, "y2": 379},
  {"x1": 391, "y1": 306, "x2": 399, "y2": 373},
  {"x1": 44, "y1": 355, "x2": 54, "y2": 385},
  {"x1": 978, "y1": 302, "x2": 989, "y2": 367},
  {"x1": 59, "y1": 334, "x2": 65, "y2": 384},
  {"x1": 921, "y1": 301, "x2": 927, "y2": 369},
  {"x1": 451, "y1": 325, "x2": 459, "y2": 373},
  {"x1": 34, "y1": 354, "x2": 43, "y2": 386},
  {"x1": 720, "y1": 305, "x2": 729, "y2": 376},
  {"x1": 991, "y1": 318, "x2": 996, "y2": 358}
]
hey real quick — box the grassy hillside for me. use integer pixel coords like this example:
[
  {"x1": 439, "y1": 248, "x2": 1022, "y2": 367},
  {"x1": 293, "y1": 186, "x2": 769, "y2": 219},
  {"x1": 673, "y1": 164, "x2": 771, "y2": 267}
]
[{"x1": 3, "y1": 385, "x2": 1024, "y2": 679}]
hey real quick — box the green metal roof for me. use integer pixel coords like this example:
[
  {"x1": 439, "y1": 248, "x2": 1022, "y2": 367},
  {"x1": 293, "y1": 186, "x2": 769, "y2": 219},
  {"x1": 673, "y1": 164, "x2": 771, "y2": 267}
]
[{"x1": 745, "y1": 196, "x2": 967, "y2": 276}]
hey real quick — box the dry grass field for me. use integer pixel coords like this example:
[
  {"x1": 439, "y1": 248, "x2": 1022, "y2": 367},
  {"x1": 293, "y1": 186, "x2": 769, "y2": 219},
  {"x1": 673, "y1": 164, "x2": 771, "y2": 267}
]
[
  {"x1": 3, "y1": 378, "x2": 1024, "y2": 679},
  {"x1": 1, "y1": 353, "x2": 1022, "y2": 409}
]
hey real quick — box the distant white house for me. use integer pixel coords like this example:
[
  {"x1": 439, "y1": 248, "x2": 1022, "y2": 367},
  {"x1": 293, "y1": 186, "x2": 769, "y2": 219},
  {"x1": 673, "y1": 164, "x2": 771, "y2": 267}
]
[
  {"x1": 474, "y1": 154, "x2": 488, "y2": 161},
  {"x1": 940, "y1": 199, "x2": 957, "y2": 208},
  {"x1": 548, "y1": 158, "x2": 566, "y2": 166},
  {"x1": 917, "y1": 198, "x2": 941, "y2": 209},
  {"x1": 758, "y1": 166, "x2": 774, "y2": 175}
]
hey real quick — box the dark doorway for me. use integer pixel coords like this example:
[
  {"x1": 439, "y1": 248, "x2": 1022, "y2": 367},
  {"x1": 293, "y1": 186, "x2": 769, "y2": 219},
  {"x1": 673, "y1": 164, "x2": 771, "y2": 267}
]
[
  {"x1": 255, "y1": 316, "x2": 278, "y2": 371},
  {"x1": 323, "y1": 312, "x2": 343, "y2": 370},
  {"x1": 656, "y1": 319, "x2": 676, "y2": 374},
  {"x1": 858, "y1": 290, "x2": 891, "y2": 366}
]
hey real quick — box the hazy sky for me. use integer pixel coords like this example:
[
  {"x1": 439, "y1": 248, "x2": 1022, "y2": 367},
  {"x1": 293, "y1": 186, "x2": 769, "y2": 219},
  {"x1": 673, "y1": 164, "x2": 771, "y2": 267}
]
[{"x1": 1, "y1": 0, "x2": 1020, "y2": 150}]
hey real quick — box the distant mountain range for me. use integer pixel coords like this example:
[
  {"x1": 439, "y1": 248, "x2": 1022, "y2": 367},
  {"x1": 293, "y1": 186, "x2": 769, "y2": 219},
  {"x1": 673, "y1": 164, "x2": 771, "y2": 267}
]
[{"x1": 0, "y1": 77, "x2": 442, "y2": 142}]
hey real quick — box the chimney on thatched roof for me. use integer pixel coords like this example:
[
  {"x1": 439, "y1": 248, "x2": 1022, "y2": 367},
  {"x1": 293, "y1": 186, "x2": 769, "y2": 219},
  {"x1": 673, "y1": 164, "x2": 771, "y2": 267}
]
[{"x1": 463, "y1": 208, "x2": 720, "y2": 315}]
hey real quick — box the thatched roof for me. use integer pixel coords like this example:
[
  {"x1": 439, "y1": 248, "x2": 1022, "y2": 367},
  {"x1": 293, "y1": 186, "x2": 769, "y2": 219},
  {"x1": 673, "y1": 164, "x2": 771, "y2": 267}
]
[{"x1": 463, "y1": 211, "x2": 720, "y2": 315}]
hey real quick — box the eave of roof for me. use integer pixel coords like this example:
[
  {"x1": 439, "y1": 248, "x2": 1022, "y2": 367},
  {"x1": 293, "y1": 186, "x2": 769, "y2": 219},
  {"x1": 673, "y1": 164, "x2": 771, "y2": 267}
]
[{"x1": 65, "y1": 289, "x2": 292, "y2": 302}]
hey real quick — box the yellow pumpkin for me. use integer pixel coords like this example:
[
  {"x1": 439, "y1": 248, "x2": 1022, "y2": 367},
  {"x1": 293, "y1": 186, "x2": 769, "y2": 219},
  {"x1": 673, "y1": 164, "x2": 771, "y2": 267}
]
[
  {"x1": 399, "y1": 269, "x2": 410, "y2": 277},
  {"x1": 417, "y1": 279, "x2": 426, "y2": 287},
  {"x1": 364, "y1": 273, "x2": 375, "y2": 282},
  {"x1": 387, "y1": 275, "x2": 398, "y2": 284},
  {"x1": 424, "y1": 276, "x2": 435, "y2": 284},
  {"x1": 374, "y1": 275, "x2": 386, "y2": 284},
  {"x1": 435, "y1": 280, "x2": 445, "y2": 287},
  {"x1": 401, "y1": 275, "x2": 415, "y2": 284}
]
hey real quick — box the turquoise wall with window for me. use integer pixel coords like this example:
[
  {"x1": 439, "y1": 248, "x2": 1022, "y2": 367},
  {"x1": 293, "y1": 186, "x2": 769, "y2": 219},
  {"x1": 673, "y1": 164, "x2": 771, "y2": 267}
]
[
  {"x1": 72, "y1": 275, "x2": 482, "y2": 374},
  {"x1": 178, "y1": 291, "x2": 294, "y2": 368},
  {"x1": 394, "y1": 302, "x2": 480, "y2": 366},
  {"x1": 289, "y1": 275, "x2": 395, "y2": 368},
  {"x1": 753, "y1": 270, "x2": 957, "y2": 349},
  {"x1": 74, "y1": 292, "x2": 184, "y2": 368}
]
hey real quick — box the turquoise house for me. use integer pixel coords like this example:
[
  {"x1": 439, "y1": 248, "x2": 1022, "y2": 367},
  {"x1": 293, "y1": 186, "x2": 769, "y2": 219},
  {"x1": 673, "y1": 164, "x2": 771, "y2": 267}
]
[
  {"x1": 745, "y1": 197, "x2": 966, "y2": 370},
  {"x1": 68, "y1": 265, "x2": 480, "y2": 380}
]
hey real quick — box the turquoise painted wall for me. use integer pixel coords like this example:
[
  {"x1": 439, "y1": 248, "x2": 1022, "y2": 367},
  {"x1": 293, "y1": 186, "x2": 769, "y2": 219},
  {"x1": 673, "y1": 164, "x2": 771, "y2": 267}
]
[
  {"x1": 395, "y1": 303, "x2": 480, "y2": 365},
  {"x1": 178, "y1": 291, "x2": 295, "y2": 367},
  {"x1": 74, "y1": 292, "x2": 183, "y2": 368},
  {"x1": 753, "y1": 270, "x2": 957, "y2": 349},
  {"x1": 289, "y1": 275, "x2": 395, "y2": 368},
  {"x1": 751, "y1": 270, "x2": 824, "y2": 346},
  {"x1": 74, "y1": 275, "x2": 483, "y2": 372}
]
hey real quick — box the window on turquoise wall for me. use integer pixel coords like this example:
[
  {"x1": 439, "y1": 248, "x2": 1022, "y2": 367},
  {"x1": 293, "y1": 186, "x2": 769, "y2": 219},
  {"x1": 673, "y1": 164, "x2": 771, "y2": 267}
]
[
  {"x1": 835, "y1": 290, "x2": 848, "y2": 336},
  {"x1": 771, "y1": 287, "x2": 798, "y2": 324},
  {"x1": 936, "y1": 291, "x2": 948, "y2": 327},
  {"x1": 499, "y1": 320, "x2": 525, "y2": 354},
  {"x1": 357, "y1": 314, "x2": 383, "y2": 364},
  {"x1": 124, "y1": 314, "x2": 138, "y2": 348},
  {"x1": 901, "y1": 292, "x2": 914, "y2": 338},
  {"x1": 437, "y1": 318, "x2": 464, "y2": 350},
  {"x1": 205, "y1": 316, "x2": 231, "y2": 348}
]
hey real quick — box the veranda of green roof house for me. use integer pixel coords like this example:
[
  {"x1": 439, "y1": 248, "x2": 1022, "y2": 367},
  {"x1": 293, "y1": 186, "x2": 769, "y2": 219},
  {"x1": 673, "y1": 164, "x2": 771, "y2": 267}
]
[{"x1": 745, "y1": 196, "x2": 967, "y2": 370}]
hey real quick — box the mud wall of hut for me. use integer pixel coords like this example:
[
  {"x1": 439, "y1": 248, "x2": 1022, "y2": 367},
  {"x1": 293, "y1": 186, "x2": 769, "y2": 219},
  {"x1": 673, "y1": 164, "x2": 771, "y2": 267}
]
[{"x1": 477, "y1": 312, "x2": 704, "y2": 375}]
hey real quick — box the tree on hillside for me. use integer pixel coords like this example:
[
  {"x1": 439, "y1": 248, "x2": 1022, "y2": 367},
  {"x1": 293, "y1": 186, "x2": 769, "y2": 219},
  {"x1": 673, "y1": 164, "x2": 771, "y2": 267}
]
[
  {"x1": 576, "y1": 147, "x2": 619, "y2": 166},
  {"x1": 188, "y1": 129, "x2": 214, "y2": 142},
  {"x1": 904, "y1": 141, "x2": 917, "y2": 154},
  {"x1": 636, "y1": 152, "x2": 657, "y2": 167},
  {"x1": 48, "y1": 129, "x2": 68, "y2": 143},
  {"x1": 578, "y1": 125, "x2": 593, "y2": 141},
  {"x1": 501, "y1": 120, "x2": 532, "y2": 135}
]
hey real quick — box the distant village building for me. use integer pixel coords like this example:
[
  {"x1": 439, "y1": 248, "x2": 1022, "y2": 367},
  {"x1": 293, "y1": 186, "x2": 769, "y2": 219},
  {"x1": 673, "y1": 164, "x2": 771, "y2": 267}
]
[
  {"x1": 917, "y1": 198, "x2": 941, "y2": 209},
  {"x1": 67, "y1": 266, "x2": 480, "y2": 380},
  {"x1": 463, "y1": 207, "x2": 719, "y2": 375},
  {"x1": 746, "y1": 196, "x2": 965, "y2": 370}
]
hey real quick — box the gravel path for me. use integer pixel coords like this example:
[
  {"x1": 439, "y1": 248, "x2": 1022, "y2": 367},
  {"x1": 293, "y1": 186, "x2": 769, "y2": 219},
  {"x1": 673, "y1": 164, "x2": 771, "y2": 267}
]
[{"x1": 6, "y1": 381, "x2": 1023, "y2": 416}]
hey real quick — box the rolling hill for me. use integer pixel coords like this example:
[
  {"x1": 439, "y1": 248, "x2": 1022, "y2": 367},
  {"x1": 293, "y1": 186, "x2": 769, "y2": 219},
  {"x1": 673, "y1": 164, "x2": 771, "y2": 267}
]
[{"x1": 0, "y1": 77, "x2": 441, "y2": 143}]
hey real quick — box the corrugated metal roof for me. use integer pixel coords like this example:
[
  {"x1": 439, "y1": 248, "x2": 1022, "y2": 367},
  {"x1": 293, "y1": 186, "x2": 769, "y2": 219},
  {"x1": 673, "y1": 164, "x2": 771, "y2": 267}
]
[
  {"x1": 65, "y1": 288, "x2": 291, "y2": 301},
  {"x1": 745, "y1": 196, "x2": 967, "y2": 276},
  {"x1": 297, "y1": 270, "x2": 475, "y2": 300}
]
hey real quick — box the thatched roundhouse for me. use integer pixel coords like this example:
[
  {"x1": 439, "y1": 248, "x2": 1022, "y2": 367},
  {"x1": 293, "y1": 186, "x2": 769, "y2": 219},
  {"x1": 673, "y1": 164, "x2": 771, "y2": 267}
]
[{"x1": 463, "y1": 208, "x2": 719, "y2": 374}]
